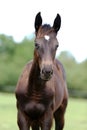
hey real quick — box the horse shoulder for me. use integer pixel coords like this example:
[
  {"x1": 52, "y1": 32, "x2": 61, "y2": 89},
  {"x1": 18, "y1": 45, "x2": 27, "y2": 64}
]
[
  {"x1": 54, "y1": 59, "x2": 66, "y2": 81},
  {"x1": 15, "y1": 60, "x2": 33, "y2": 96},
  {"x1": 54, "y1": 59, "x2": 68, "y2": 100}
]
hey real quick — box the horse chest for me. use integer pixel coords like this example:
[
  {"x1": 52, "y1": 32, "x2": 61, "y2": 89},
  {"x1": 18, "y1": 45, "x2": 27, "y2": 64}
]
[
  {"x1": 23, "y1": 89, "x2": 54, "y2": 120},
  {"x1": 24, "y1": 101, "x2": 45, "y2": 120}
]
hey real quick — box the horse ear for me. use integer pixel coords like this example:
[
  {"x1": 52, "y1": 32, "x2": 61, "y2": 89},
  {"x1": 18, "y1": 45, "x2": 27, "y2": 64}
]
[
  {"x1": 35, "y1": 12, "x2": 42, "y2": 33},
  {"x1": 53, "y1": 14, "x2": 61, "y2": 33}
]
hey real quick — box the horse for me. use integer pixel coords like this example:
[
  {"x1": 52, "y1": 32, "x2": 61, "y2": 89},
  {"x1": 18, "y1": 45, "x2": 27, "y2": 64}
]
[{"x1": 15, "y1": 12, "x2": 68, "y2": 130}]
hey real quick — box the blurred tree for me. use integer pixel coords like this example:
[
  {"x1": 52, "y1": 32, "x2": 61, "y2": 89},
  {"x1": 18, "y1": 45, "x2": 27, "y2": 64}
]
[
  {"x1": 0, "y1": 34, "x2": 34, "y2": 92},
  {"x1": 0, "y1": 34, "x2": 16, "y2": 62},
  {"x1": 58, "y1": 51, "x2": 87, "y2": 98},
  {"x1": 0, "y1": 35, "x2": 87, "y2": 98}
]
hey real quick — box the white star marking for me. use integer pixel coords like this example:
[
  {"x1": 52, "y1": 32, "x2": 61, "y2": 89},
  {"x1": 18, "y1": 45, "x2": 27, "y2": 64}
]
[{"x1": 44, "y1": 35, "x2": 50, "y2": 41}]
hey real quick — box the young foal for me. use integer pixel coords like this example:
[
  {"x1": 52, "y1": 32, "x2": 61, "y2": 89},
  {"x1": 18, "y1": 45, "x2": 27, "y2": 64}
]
[{"x1": 15, "y1": 12, "x2": 68, "y2": 130}]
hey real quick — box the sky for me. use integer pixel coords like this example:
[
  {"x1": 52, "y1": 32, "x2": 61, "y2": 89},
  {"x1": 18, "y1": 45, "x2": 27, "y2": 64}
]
[{"x1": 0, "y1": 0, "x2": 87, "y2": 63}]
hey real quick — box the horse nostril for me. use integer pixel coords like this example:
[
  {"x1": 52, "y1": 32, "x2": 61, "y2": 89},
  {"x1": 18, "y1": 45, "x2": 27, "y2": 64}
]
[
  {"x1": 42, "y1": 69, "x2": 45, "y2": 74},
  {"x1": 46, "y1": 70, "x2": 51, "y2": 75},
  {"x1": 50, "y1": 69, "x2": 53, "y2": 75},
  {"x1": 42, "y1": 68, "x2": 53, "y2": 76}
]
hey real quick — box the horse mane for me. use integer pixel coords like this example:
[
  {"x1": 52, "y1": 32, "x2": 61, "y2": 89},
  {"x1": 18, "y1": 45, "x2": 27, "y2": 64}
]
[{"x1": 36, "y1": 24, "x2": 54, "y2": 38}]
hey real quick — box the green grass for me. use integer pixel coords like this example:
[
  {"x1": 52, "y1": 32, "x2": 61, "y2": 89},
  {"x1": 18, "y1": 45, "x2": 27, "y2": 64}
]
[
  {"x1": 65, "y1": 98, "x2": 87, "y2": 130},
  {"x1": 0, "y1": 93, "x2": 18, "y2": 130},
  {"x1": 0, "y1": 93, "x2": 87, "y2": 130}
]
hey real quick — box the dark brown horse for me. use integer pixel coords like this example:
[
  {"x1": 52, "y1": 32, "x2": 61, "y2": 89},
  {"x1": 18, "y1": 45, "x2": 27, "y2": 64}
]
[{"x1": 15, "y1": 12, "x2": 68, "y2": 130}]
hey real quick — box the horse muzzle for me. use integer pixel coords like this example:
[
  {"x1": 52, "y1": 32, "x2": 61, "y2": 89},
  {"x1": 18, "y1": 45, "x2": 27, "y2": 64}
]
[{"x1": 40, "y1": 66, "x2": 53, "y2": 81}]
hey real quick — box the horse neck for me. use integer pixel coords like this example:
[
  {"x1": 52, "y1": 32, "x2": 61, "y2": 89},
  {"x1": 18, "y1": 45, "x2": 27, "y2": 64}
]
[
  {"x1": 29, "y1": 60, "x2": 39, "y2": 82},
  {"x1": 28, "y1": 59, "x2": 45, "y2": 90}
]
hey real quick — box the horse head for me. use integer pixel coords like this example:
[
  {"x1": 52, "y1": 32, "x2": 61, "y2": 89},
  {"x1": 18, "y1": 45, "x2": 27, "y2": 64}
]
[{"x1": 34, "y1": 12, "x2": 61, "y2": 81}]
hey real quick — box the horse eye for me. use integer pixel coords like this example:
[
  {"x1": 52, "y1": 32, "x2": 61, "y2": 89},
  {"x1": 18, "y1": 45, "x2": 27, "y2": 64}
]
[
  {"x1": 35, "y1": 43, "x2": 40, "y2": 49},
  {"x1": 55, "y1": 44, "x2": 59, "y2": 50}
]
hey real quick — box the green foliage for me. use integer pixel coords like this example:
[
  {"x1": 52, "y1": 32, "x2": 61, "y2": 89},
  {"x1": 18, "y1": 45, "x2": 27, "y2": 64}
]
[
  {"x1": 58, "y1": 51, "x2": 87, "y2": 98},
  {"x1": 0, "y1": 34, "x2": 34, "y2": 92},
  {"x1": 0, "y1": 34, "x2": 87, "y2": 98}
]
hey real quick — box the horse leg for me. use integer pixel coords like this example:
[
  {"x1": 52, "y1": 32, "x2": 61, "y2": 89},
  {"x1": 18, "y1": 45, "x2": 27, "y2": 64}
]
[
  {"x1": 40, "y1": 110, "x2": 53, "y2": 130},
  {"x1": 54, "y1": 99, "x2": 67, "y2": 130},
  {"x1": 17, "y1": 109, "x2": 30, "y2": 130},
  {"x1": 32, "y1": 123, "x2": 39, "y2": 130}
]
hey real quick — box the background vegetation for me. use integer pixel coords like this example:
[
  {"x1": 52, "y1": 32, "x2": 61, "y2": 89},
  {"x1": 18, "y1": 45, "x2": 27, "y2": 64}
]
[{"x1": 0, "y1": 34, "x2": 87, "y2": 98}]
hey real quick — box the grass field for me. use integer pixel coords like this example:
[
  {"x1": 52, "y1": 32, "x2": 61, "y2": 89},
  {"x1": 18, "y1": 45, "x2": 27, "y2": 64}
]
[{"x1": 0, "y1": 93, "x2": 87, "y2": 130}]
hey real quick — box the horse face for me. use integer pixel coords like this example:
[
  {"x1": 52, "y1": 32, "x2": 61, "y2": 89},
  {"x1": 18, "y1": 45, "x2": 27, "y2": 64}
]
[
  {"x1": 34, "y1": 12, "x2": 61, "y2": 81},
  {"x1": 34, "y1": 33, "x2": 59, "y2": 81}
]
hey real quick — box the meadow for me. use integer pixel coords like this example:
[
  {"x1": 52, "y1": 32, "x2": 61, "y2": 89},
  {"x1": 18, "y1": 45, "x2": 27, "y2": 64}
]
[{"x1": 0, "y1": 93, "x2": 87, "y2": 130}]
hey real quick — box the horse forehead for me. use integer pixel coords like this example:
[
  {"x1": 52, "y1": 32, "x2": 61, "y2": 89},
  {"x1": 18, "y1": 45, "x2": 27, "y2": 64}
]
[
  {"x1": 44, "y1": 35, "x2": 50, "y2": 41},
  {"x1": 43, "y1": 35, "x2": 57, "y2": 44},
  {"x1": 36, "y1": 34, "x2": 57, "y2": 43}
]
